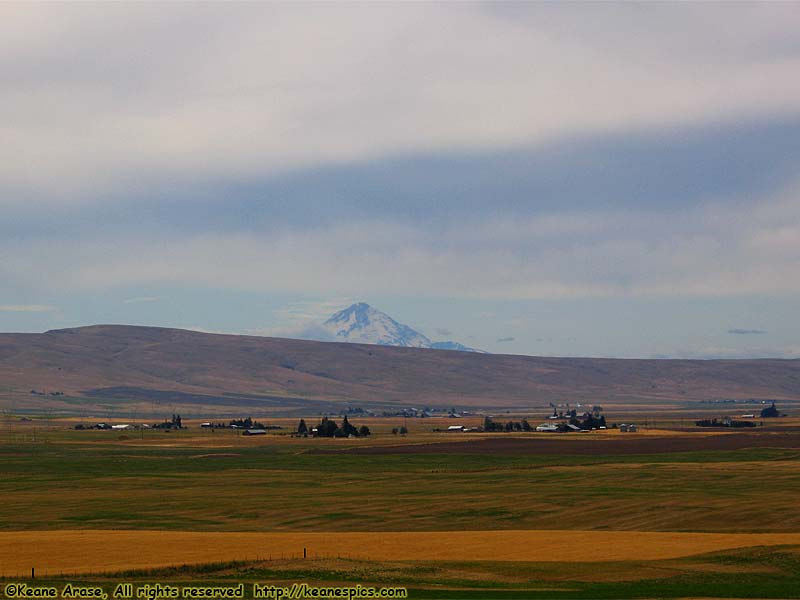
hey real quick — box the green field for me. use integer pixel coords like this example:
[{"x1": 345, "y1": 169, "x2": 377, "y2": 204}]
[
  {"x1": 3, "y1": 427, "x2": 800, "y2": 597},
  {"x1": 2, "y1": 430, "x2": 800, "y2": 533}
]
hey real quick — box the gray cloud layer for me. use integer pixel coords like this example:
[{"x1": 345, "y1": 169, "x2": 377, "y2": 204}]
[
  {"x1": 728, "y1": 329, "x2": 767, "y2": 335},
  {"x1": 5, "y1": 177, "x2": 798, "y2": 300},
  {"x1": 2, "y1": 3, "x2": 800, "y2": 208}
]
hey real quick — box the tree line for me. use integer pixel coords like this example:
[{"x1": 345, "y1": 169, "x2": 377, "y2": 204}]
[{"x1": 297, "y1": 416, "x2": 371, "y2": 438}]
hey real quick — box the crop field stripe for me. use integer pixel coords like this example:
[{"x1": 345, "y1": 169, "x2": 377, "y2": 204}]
[{"x1": 4, "y1": 530, "x2": 800, "y2": 576}]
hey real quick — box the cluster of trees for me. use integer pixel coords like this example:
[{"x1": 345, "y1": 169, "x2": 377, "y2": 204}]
[
  {"x1": 575, "y1": 413, "x2": 606, "y2": 430},
  {"x1": 153, "y1": 414, "x2": 183, "y2": 429},
  {"x1": 391, "y1": 426, "x2": 409, "y2": 435},
  {"x1": 75, "y1": 423, "x2": 112, "y2": 430},
  {"x1": 229, "y1": 417, "x2": 266, "y2": 429},
  {"x1": 760, "y1": 402, "x2": 784, "y2": 418},
  {"x1": 297, "y1": 416, "x2": 370, "y2": 438},
  {"x1": 483, "y1": 417, "x2": 533, "y2": 432}
]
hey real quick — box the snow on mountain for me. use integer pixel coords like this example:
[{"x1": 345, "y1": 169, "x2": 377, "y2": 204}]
[
  {"x1": 322, "y1": 302, "x2": 431, "y2": 347},
  {"x1": 318, "y1": 303, "x2": 483, "y2": 352}
]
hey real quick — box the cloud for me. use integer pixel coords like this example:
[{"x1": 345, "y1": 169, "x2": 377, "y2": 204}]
[
  {"x1": 123, "y1": 296, "x2": 160, "y2": 304},
  {"x1": 0, "y1": 305, "x2": 56, "y2": 312},
  {"x1": 271, "y1": 300, "x2": 353, "y2": 323},
  {"x1": 728, "y1": 329, "x2": 767, "y2": 335},
  {"x1": 496, "y1": 337, "x2": 515, "y2": 343},
  {"x1": 242, "y1": 300, "x2": 354, "y2": 341},
  {"x1": 435, "y1": 328, "x2": 452, "y2": 336},
  {"x1": 248, "y1": 323, "x2": 337, "y2": 343},
  {"x1": 2, "y1": 4, "x2": 800, "y2": 208},
  {"x1": 2, "y1": 177, "x2": 799, "y2": 302}
]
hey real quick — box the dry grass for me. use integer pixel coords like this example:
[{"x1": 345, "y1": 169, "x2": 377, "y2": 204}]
[
  {"x1": 4, "y1": 324, "x2": 800, "y2": 413},
  {"x1": 4, "y1": 530, "x2": 800, "y2": 577}
]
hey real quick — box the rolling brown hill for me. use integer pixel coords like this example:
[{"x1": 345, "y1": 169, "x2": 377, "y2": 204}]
[{"x1": 1, "y1": 324, "x2": 799, "y2": 415}]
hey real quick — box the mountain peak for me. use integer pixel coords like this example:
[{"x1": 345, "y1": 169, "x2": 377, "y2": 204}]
[
  {"x1": 323, "y1": 303, "x2": 431, "y2": 348},
  {"x1": 317, "y1": 302, "x2": 483, "y2": 352}
]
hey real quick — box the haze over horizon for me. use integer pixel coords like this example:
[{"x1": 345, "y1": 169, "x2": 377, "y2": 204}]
[{"x1": 2, "y1": 3, "x2": 799, "y2": 359}]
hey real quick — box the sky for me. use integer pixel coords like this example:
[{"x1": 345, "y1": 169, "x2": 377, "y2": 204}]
[{"x1": 2, "y1": 2, "x2": 800, "y2": 358}]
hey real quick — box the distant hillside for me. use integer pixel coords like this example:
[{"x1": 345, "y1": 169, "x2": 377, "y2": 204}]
[{"x1": 1, "y1": 324, "x2": 799, "y2": 414}]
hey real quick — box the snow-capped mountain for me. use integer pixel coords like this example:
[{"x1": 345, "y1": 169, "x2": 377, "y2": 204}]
[
  {"x1": 322, "y1": 303, "x2": 431, "y2": 347},
  {"x1": 319, "y1": 303, "x2": 483, "y2": 352}
]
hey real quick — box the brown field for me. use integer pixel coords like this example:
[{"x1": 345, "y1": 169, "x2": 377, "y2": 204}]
[
  {"x1": 5, "y1": 530, "x2": 800, "y2": 577},
  {"x1": 324, "y1": 430, "x2": 800, "y2": 455}
]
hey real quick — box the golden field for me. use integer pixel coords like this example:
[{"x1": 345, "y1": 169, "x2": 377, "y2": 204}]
[{"x1": 5, "y1": 530, "x2": 800, "y2": 577}]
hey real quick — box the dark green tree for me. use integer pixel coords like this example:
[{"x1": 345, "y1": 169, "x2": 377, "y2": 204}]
[
  {"x1": 760, "y1": 402, "x2": 780, "y2": 418},
  {"x1": 341, "y1": 415, "x2": 359, "y2": 437},
  {"x1": 316, "y1": 417, "x2": 339, "y2": 437}
]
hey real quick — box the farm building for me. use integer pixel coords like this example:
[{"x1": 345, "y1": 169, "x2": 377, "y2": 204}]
[{"x1": 243, "y1": 429, "x2": 267, "y2": 436}]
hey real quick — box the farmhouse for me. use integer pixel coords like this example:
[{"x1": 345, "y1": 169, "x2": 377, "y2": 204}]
[
  {"x1": 243, "y1": 429, "x2": 267, "y2": 436},
  {"x1": 535, "y1": 423, "x2": 558, "y2": 432}
]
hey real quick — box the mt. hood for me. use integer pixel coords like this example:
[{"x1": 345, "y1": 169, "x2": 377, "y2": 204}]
[{"x1": 316, "y1": 303, "x2": 483, "y2": 352}]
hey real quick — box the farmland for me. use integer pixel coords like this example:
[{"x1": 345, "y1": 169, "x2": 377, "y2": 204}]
[{"x1": 2, "y1": 424, "x2": 800, "y2": 597}]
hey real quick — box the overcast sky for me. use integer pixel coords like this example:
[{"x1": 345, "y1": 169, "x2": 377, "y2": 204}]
[{"x1": 2, "y1": 2, "x2": 799, "y2": 358}]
